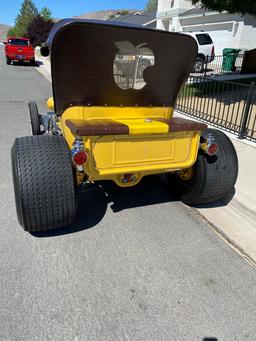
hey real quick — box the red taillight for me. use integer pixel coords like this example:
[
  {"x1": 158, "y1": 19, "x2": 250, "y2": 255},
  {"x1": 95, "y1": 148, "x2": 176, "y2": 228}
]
[
  {"x1": 73, "y1": 151, "x2": 88, "y2": 166},
  {"x1": 201, "y1": 133, "x2": 218, "y2": 156},
  {"x1": 207, "y1": 143, "x2": 218, "y2": 156}
]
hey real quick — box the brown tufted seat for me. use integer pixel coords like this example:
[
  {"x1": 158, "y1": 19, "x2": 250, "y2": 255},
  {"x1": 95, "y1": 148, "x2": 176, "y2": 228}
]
[
  {"x1": 66, "y1": 117, "x2": 207, "y2": 136},
  {"x1": 155, "y1": 117, "x2": 207, "y2": 132},
  {"x1": 65, "y1": 119, "x2": 129, "y2": 136}
]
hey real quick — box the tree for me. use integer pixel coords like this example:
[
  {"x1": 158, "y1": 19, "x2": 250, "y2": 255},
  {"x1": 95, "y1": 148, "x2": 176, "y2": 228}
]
[
  {"x1": 7, "y1": 27, "x2": 18, "y2": 37},
  {"x1": 27, "y1": 15, "x2": 54, "y2": 46},
  {"x1": 40, "y1": 7, "x2": 53, "y2": 21},
  {"x1": 15, "y1": 0, "x2": 38, "y2": 37},
  {"x1": 146, "y1": 0, "x2": 158, "y2": 12},
  {"x1": 191, "y1": 0, "x2": 256, "y2": 16}
]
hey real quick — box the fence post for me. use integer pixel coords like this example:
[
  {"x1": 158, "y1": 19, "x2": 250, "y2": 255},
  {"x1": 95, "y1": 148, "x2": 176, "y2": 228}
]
[
  {"x1": 204, "y1": 57, "x2": 208, "y2": 78},
  {"x1": 238, "y1": 82, "x2": 255, "y2": 139}
]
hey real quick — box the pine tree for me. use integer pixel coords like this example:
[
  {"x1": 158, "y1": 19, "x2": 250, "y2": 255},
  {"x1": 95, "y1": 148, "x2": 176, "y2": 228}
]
[
  {"x1": 7, "y1": 27, "x2": 18, "y2": 37},
  {"x1": 15, "y1": 0, "x2": 38, "y2": 37},
  {"x1": 40, "y1": 7, "x2": 53, "y2": 21},
  {"x1": 146, "y1": 0, "x2": 158, "y2": 12}
]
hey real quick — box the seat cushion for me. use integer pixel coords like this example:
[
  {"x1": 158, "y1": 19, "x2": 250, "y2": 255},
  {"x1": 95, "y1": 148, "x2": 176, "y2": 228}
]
[
  {"x1": 65, "y1": 117, "x2": 207, "y2": 136},
  {"x1": 65, "y1": 119, "x2": 129, "y2": 136}
]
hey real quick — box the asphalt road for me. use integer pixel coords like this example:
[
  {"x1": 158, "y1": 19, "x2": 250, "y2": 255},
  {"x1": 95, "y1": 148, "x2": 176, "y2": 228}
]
[{"x1": 1, "y1": 46, "x2": 256, "y2": 341}]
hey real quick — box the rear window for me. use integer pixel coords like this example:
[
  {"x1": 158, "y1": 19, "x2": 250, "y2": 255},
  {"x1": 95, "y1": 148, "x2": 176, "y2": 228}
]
[
  {"x1": 8, "y1": 39, "x2": 30, "y2": 46},
  {"x1": 196, "y1": 34, "x2": 213, "y2": 45}
]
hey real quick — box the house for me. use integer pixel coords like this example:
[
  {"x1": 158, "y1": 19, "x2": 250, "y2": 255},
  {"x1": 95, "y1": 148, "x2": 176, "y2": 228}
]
[
  {"x1": 113, "y1": 11, "x2": 157, "y2": 28},
  {"x1": 157, "y1": 0, "x2": 256, "y2": 54}
]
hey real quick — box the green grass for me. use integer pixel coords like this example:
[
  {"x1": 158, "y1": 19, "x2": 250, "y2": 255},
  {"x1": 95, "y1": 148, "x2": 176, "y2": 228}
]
[{"x1": 178, "y1": 84, "x2": 199, "y2": 98}]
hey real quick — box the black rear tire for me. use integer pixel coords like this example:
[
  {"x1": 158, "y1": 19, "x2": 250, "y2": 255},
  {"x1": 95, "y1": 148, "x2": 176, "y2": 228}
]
[
  {"x1": 193, "y1": 57, "x2": 204, "y2": 73},
  {"x1": 169, "y1": 128, "x2": 238, "y2": 204},
  {"x1": 28, "y1": 101, "x2": 41, "y2": 135},
  {"x1": 11, "y1": 135, "x2": 78, "y2": 232},
  {"x1": 6, "y1": 57, "x2": 11, "y2": 65},
  {"x1": 30, "y1": 58, "x2": 36, "y2": 66}
]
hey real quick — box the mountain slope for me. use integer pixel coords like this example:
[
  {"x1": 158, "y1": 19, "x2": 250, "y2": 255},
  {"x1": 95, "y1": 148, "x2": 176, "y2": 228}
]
[{"x1": 74, "y1": 9, "x2": 140, "y2": 20}]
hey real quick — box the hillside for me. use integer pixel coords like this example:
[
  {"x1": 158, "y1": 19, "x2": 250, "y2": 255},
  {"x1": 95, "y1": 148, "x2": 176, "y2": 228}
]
[
  {"x1": 74, "y1": 9, "x2": 140, "y2": 20},
  {"x1": 0, "y1": 23, "x2": 10, "y2": 41}
]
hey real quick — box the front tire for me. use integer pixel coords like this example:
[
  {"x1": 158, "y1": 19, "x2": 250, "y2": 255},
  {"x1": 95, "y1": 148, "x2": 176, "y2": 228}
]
[
  {"x1": 28, "y1": 101, "x2": 41, "y2": 135},
  {"x1": 6, "y1": 57, "x2": 11, "y2": 65},
  {"x1": 169, "y1": 128, "x2": 238, "y2": 204},
  {"x1": 11, "y1": 135, "x2": 78, "y2": 232}
]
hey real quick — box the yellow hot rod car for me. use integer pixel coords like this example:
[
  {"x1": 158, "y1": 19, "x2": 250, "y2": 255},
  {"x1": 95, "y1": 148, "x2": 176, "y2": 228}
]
[{"x1": 11, "y1": 19, "x2": 238, "y2": 232}]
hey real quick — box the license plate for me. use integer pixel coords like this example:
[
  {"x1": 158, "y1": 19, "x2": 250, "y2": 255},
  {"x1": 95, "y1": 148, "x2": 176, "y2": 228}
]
[{"x1": 16, "y1": 55, "x2": 24, "y2": 59}]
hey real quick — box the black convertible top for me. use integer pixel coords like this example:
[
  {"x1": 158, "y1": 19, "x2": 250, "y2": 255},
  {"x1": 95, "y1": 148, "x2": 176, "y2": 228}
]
[{"x1": 43, "y1": 19, "x2": 197, "y2": 114}]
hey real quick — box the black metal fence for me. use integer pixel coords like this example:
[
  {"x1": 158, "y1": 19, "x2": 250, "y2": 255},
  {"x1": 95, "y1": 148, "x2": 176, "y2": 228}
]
[
  {"x1": 113, "y1": 61, "x2": 147, "y2": 90},
  {"x1": 190, "y1": 54, "x2": 244, "y2": 78},
  {"x1": 176, "y1": 76, "x2": 256, "y2": 141}
]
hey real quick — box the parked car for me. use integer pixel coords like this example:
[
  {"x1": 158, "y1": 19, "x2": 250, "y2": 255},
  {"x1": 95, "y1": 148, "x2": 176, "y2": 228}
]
[
  {"x1": 183, "y1": 32, "x2": 215, "y2": 72},
  {"x1": 11, "y1": 20, "x2": 238, "y2": 232},
  {"x1": 4, "y1": 37, "x2": 35, "y2": 65}
]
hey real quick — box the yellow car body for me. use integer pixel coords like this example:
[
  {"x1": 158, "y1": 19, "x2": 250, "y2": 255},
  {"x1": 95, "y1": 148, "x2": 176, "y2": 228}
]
[
  {"x1": 12, "y1": 20, "x2": 238, "y2": 232},
  {"x1": 47, "y1": 98, "x2": 202, "y2": 187},
  {"x1": 43, "y1": 20, "x2": 208, "y2": 188}
]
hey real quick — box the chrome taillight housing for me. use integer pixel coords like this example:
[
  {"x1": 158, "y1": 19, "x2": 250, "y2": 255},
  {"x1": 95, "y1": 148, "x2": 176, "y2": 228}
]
[
  {"x1": 201, "y1": 133, "x2": 218, "y2": 156},
  {"x1": 71, "y1": 138, "x2": 88, "y2": 166}
]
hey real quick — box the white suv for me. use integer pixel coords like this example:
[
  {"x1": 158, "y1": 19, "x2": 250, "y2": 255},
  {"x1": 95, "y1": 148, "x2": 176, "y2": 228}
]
[{"x1": 184, "y1": 32, "x2": 215, "y2": 72}]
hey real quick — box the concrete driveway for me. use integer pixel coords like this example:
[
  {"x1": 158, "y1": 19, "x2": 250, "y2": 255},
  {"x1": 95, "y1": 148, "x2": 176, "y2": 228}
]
[{"x1": 0, "y1": 46, "x2": 256, "y2": 341}]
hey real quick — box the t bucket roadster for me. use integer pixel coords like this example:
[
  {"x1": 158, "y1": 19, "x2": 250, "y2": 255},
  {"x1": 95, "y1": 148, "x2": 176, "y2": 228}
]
[{"x1": 11, "y1": 19, "x2": 238, "y2": 232}]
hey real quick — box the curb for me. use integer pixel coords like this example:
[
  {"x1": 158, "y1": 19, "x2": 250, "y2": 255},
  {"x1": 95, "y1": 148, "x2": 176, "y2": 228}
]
[
  {"x1": 175, "y1": 110, "x2": 256, "y2": 264},
  {"x1": 35, "y1": 55, "x2": 51, "y2": 83}
]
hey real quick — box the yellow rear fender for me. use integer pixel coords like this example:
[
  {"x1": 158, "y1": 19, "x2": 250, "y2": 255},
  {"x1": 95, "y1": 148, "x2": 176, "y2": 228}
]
[{"x1": 58, "y1": 106, "x2": 204, "y2": 187}]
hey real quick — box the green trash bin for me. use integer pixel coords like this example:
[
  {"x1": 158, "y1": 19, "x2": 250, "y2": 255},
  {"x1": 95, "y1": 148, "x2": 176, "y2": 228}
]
[{"x1": 222, "y1": 48, "x2": 241, "y2": 72}]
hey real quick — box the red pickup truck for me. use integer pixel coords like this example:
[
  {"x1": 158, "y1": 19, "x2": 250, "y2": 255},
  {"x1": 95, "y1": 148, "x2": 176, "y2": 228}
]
[{"x1": 5, "y1": 37, "x2": 35, "y2": 65}]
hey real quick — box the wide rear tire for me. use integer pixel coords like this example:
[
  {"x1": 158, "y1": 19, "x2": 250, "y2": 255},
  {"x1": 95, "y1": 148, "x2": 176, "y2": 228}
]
[
  {"x1": 169, "y1": 128, "x2": 238, "y2": 204},
  {"x1": 30, "y1": 58, "x2": 37, "y2": 66},
  {"x1": 193, "y1": 56, "x2": 204, "y2": 73},
  {"x1": 28, "y1": 102, "x2": 41, "y2": 135},
  {"x1": 11, "y1": 135, "x2": 78, "y2": 232}
]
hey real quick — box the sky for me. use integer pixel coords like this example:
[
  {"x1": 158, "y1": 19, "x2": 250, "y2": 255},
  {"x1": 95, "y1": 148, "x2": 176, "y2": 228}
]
[{"x1": 1, "y1": 0, "x2": 148, "y2": 25}]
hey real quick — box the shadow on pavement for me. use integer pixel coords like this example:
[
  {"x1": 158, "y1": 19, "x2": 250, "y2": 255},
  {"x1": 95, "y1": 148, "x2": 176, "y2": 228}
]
[
  {"x1": 11, "y1": 60, "x2": 40, "y2": 67},
  {"x1": 103, "y1": 174, "x2": 176, "y2": 213},
  {"x1": 31, "y1": 175, "x2": 178, "y2": 238},
  {"x1": 31, "y1": 173, "x2": 236, "y2": 238}
]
